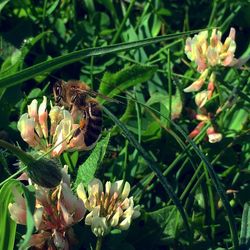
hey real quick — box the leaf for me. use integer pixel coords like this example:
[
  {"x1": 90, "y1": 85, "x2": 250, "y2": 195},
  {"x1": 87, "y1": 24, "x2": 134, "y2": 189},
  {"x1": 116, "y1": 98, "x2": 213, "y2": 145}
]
[
  {"x1": 74, "y1": 133, "x2": 110, "y2": 188},
  {"x1": 98, "y1": 64, "x2": 158, "y2": 102},
  {"x1": 46, "y1": 0, "x2": 60, "y2": 15},
  {"x1": 0, "y1": 179, "x2": 18, "y2": 250},
  {"x1": 0, "y1": 0, "x2": 9, "y2": 12},
  {"x1": 0, "y1": 29, "x2": 208, "y2": 89},
  {"x1": 239, "y1": 202, "x2": 250, "y2": 247},
  {"x1": 18, "y1": 185, "x2": 36, "y2": 250},
  {"x1": 146, "y1": 206, "x2": 183, "y2": 239},
  {"x1": 226, "y1": 107, "x2": 249, "y2": 134},
  {"x1": 146, "y1": 88, "x2": 183, "y2": 120}
]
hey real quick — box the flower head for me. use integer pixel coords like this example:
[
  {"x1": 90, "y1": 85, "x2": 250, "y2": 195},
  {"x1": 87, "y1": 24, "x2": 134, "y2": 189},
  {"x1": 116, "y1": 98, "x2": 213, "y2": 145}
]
[
  {"x1": 77, "y1": 178, "x2": 140, "y2": 237},
  {"x1": 185, "y1": 27, "x2": 237, "y2": 72},
  {"x1": 8, "y1": 167, "x2": 85, "y2": 249},
  {"x1": 17, "y1": 97, "x2": 86, "y2": 157}
]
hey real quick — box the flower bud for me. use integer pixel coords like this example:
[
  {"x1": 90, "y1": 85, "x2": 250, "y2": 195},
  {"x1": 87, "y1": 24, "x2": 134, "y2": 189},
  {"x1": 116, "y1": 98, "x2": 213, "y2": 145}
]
[
  {"x1": 26, "y1": 157, "x2": 62, "y2": 188},
  {"x1": 206, "y1": 126, "x2": 222, "y2": 143}
]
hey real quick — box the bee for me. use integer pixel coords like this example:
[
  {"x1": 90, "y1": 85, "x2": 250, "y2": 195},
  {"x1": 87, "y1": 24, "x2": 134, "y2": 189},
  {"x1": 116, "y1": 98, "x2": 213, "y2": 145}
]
[{"x1": 53, "y1": 80, "x2": 103, "y2": 150}]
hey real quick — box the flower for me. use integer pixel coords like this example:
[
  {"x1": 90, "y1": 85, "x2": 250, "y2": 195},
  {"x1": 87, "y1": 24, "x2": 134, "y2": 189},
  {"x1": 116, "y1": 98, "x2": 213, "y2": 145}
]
[
  {"x1": 8, "y1": 166, "x2": 85, "y2": 250},
  {"x1": 184, "y1": 28, "x2": 237, "y2": 93},
  {"x1": 77, "y1": 178, "x2": 140, "y2": 237},
  {"x1": 17, "y1": 97, "x2": 87, "y2": 157},
  {"x1": 184, "y1": 69, "x2": 209, "y2": 92},
  {"x1": 185, "y1": 27, "x2": 237, "y2": 72},
  {"x1": 207, "y1": 126, "x2": 222, "y2": 143},
  {"x1": 188, "y1": 111, "x2": 223, "y2": 143}
]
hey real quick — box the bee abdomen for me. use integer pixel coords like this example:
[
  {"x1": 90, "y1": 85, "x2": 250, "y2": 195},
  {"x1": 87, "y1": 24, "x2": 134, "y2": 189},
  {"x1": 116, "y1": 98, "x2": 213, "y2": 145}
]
[{"x1": 84, "y1": 103, "x2": 102, "y2": 147}]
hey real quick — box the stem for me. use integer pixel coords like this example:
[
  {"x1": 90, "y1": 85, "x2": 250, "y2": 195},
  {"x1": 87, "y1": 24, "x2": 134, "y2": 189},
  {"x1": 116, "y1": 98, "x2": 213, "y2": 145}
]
[
  {"x1": 95, "y1": 237, "x2": 103, "y2": 250},
  {"x1": 0, "y1": 166, "x2": 27, "y2": 188},
  {"x1": 167, "y1": 49, "x2": 172, "y2": 124},
  {"x1": 0, "y1": 139, "x2": 34, "y2": 164},
  {"x1": 111, "y1": 0, "x2": 136, "y2": 44}
]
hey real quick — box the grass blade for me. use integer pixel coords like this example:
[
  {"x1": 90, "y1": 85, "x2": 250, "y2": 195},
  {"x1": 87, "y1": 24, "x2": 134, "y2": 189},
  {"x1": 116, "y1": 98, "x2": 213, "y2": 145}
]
[
  {"x1": 102, "y1": 106, "x2": 192, "y2": 243},
  {"x1": 0, "y1": 28, "x2": 210, "y2": 89}
]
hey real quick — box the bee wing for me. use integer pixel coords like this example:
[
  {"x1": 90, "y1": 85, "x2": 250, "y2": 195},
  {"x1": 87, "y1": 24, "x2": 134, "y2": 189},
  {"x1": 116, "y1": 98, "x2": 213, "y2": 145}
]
[{"x1": 83, "y1": 89, "x2": 122, "y2": 104}]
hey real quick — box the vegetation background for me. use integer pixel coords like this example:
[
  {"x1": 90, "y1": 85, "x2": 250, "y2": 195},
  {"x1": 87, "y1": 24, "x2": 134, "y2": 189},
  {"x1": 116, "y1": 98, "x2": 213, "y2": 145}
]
[{"x1": 0, "y1": 0, "x2": 249, "y2": 249}]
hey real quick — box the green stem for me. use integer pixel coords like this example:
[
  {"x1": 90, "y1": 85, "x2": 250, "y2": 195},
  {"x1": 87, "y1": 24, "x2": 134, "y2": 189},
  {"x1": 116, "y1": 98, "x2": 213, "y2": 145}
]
[
  {"x1": 0, "y1": 166, "x2": 27, "y2": 188},
  {"x1": 0, "y1": 139, "x2": 34, "y2": 164},
  {"x1": 167, "y1": 49, "x2": 172, "y2": 124},
  {"x1": 111, "y1": 0, "x2": 136, "y2": 44},
  {"x1": 95, "y1": 237, "x2": 103, "y2": 250}
]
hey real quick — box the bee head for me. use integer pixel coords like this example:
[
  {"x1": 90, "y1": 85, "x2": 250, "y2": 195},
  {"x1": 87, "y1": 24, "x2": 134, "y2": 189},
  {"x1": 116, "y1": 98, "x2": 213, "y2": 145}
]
[{"x1": 53, "y1": 80, "x2": 64, "y2": 103}]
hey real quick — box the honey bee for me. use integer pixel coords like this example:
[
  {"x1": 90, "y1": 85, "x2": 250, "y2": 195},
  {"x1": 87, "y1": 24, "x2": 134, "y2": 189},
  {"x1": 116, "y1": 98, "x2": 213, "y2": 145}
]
[{"x1": 53, "y1": 80, "x2": 103, "y2": 150}]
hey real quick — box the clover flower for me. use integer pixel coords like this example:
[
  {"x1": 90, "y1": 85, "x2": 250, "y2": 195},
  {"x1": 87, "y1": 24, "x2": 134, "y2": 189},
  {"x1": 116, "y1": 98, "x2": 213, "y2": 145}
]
[
  {"x1": 185, "y1": 28, "x2": 237, "y2": 73},
  {"x1": 8, "y1": 166, "x2": 85, "y2": 250},
  {"x1": 17, "y1": 96, "x2": 85, "y2": 157},
  {"x1": 77, "y1": 178, "x2": 140, "y2": 237},
  {"x1": 184, "y1": 28, "x2": 237, "y2": 93}
]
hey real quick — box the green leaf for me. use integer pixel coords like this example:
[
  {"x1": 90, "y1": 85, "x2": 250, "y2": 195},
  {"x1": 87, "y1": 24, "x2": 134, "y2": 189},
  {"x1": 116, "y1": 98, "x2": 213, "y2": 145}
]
[
  {"x1": 46, "y1": 0, "x2": 60, "y2": 15},
  {"x1": 146, "y1": 206, "x2": 183, "y2": 239},
  {"x1": 226, "y1": 107, "x2": 249, "y2": 134},
  {"x1": 146, "y1": 88, "x2": 183, "y2": 120},
  {"x1": 0, "y1": 29, "x2": 208, "y2": 89},
  {"x1": 0, "y1": 0, "x2": 9, "y2": 12},
  {"x1": 74, "y1": 133, "x2": 110, "y2": 188},
  {"x1": 240, "y1": 202, "x2": 250, "y2": 247},
  {"x1": 98, "y1": 64, "x2": 157, "y2": 102},
  {"x1": 0, "y1": 179, "x2": 18, "y2": 250},
  {"x1": 18, "y1": 185, "x2": 36, "y2": 250}
]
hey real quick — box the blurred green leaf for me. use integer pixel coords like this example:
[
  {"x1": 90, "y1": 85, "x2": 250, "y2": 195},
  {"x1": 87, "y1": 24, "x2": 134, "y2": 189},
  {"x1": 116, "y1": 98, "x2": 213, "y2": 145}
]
[
  {"x1": 0, "y1": 0, "x2": 9, "y2": 12},
  {"x1": 74, "y1": 133, "x2": 110, "y2": 188},
  {"x1": 46, "y1": 0, "x2": 60, "y2": 15},
  {"x1": 0, "y1": 179, "x2": 18, "y2": 250},
  {"x1": 240, "y1": 202, "x2": 250, "y2": 247}
]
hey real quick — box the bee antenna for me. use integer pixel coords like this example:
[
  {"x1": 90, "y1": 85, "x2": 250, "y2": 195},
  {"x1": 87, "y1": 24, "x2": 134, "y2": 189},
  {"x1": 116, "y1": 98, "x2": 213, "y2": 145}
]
[{"x1": 49, "y1": 74, "x2": 64, "y2": 82}]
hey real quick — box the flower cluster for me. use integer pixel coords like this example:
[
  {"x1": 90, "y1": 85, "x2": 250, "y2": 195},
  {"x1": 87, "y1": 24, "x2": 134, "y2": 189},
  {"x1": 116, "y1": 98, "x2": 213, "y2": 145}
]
[
  {"x1": 185, "y1": 28, "x2": 237, "y2": 74},
  {"x1": 77, "y1": 178, "x2": 140, "y2": 237},
  {"x1": 17, "y1": 96, "x2": 85, "y2": 157},
  {"x1": 184, "y1": 28, "x2": 237, "y2": 94},
  {"x1": 184, "y1": 28, "x2": 237, "y2": 143},
  {"x1": 9, "y1": 167, "x2": 85, "y2": 249}
]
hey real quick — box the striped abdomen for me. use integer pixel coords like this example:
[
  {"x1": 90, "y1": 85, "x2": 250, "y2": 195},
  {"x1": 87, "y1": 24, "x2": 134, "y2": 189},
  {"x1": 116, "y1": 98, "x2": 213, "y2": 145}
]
[{"x1": 84, "y1": 102, "x2": 102, "y2": 147}]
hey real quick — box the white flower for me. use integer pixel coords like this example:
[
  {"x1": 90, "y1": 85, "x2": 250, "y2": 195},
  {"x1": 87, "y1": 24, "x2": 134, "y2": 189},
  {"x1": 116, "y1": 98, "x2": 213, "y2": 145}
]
[{"x1": 77, "y1": 178, "x2": 140, "y2": 237}]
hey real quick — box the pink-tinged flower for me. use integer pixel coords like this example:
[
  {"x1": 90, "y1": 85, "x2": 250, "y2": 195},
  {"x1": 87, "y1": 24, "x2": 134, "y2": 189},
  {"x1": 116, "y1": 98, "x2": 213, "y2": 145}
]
[
  {"x1": 17, "y1": 97, "x2": 86, "y2": 158},
  {"x1": 188, "y1": 121, "x2": 205, "y2": 139},
  {"x1": 207, "y1": 126, "x2": 222, "y2": 143},
  {"x1": 184, "y1": 28, "x2": 238, "y2": 92},
  {"x1": 38, "y1": 96, "x2": 49, "y2": 139},
  {"x1": 185, "y1": 31, "x2": 208, "y2": 72},
  {"x1": 185, "y1": 27, "x2": 237, "y2": 71},
  {"x1": 194, "y1": 72, "x2": 215, "y2": 108},
  {"x1": 77, "y1": 178, "x2": 140, "y2": 237},
  {"x1": 8, "y1": 188, "x2": 27, "y2": 225},
  {"x1": 9, "y1": 167, "x2": 85, "y2": 250},
  {"x1": 184, "y1": 69, "x2": 209, "y2": 92},
  {"x1": 17, "y1": 113, "x2": 40, "y2": 147}
]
